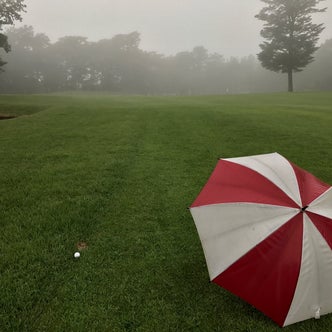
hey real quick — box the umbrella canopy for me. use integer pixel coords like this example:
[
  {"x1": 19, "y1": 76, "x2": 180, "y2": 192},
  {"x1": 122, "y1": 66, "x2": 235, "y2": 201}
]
[{"x1": 190, "y1": 152, "x2": 332, "y2": 327}]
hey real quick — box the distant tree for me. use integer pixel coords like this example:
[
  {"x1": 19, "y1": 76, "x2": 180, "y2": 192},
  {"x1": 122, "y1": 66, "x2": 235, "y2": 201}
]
[
  {"x1": 296, "y1": 38, "x2": 332, "y2": 91},
  {"x1": 51, "y1": 36, "x2": 91, "y2": 90},
  {"x1": 204, "y1": 53, "x2": 226, "y2": 94},
  {"x1": 0, "y1": 0, "x2": 26, "y2": 69},
  {"x1": 312, "y1": 38, "x2": 332, "y2": 89},
  {"x1": 93, "y1": 31, "x2": 145, "y2": 92},
  {"x1": 256, "y1": 0, "x2": 326, "y2": 92},
  {"x1": 0, "y1": 26, "x2": 50, "y2": 92}
]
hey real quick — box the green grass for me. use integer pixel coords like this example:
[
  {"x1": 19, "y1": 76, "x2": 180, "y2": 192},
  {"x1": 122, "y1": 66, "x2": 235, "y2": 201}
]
[{"x1": 1, "y1": 91, "x2": 332, "y2": 331}]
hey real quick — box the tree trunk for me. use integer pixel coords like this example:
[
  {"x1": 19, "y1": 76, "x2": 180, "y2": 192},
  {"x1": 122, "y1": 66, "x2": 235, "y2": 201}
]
[{"x1": 288, "y1": 70, "x2": 293, "y2": 92}]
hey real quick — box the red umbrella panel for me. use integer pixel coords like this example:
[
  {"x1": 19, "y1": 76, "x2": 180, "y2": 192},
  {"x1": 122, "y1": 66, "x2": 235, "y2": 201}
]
[{"x1": 189, "y1": 153, "x2": 332, "y2": 327}]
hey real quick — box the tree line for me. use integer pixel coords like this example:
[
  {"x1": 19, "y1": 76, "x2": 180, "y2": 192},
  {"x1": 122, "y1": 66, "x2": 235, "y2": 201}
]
[{"x1": 0, "y1": 25, "x2": 331, "y2": 94}]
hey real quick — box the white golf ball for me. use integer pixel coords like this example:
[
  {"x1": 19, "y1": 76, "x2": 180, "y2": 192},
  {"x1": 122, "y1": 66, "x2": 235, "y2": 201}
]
[{"x1": 74, "y1": 252, "x2": 80, "y2": 258}]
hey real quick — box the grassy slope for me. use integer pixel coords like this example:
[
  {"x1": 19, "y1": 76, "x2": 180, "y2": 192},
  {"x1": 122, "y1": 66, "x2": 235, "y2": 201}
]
[{"x1": 1, "y1": 92, "x2": 332, "y2": 331}]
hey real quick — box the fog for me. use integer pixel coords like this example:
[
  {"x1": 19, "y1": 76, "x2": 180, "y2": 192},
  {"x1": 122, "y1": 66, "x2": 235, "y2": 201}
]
[
  {"x1": 18, "y1": 0, "x2": 332, "y2": 58},
  {"x1": 1, "y1": 0, "x2": 331, "y2": 94}
]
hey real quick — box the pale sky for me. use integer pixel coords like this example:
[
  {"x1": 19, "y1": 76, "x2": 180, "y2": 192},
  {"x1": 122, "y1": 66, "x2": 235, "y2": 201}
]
[{"x1": 17, "y1": 0, "x2": 332, "y2": 57}]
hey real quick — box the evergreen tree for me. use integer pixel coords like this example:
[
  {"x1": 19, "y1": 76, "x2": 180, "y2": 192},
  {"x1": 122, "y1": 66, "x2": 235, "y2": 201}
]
[{"x1": 256, "y1": 0, "x2": 326, "y2": 92}]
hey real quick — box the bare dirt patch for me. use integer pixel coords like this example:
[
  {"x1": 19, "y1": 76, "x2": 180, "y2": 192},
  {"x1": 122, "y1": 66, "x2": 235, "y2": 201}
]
[
  {"x1": 76, "y1": 241, "x2": 88, "y2": 250},
  {"x1": 0, "y1": 114, "x2": 18, "y2": 120}
]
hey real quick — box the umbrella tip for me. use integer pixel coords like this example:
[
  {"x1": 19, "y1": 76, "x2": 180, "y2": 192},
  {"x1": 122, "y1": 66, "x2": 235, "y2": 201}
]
[{"x1": 301, "y1": 206, "x2": 309, "y2": 212}]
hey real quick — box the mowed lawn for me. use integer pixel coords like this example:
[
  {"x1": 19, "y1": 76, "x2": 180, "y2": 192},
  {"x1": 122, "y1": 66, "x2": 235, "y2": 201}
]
[{"x1": 1, "y1": 92, "x2": 332, "y2": 332}]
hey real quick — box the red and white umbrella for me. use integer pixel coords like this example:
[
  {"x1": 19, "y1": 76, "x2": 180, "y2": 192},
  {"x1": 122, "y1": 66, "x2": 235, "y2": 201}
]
[{"x1": 190, "y1": 152, "x2": 332, "y2": 327}]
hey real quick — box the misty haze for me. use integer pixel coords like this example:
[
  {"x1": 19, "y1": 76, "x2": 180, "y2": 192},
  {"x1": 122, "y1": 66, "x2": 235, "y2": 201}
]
[{"x1": 0, "y1": 0, "x2": 332, "y2": 94}]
